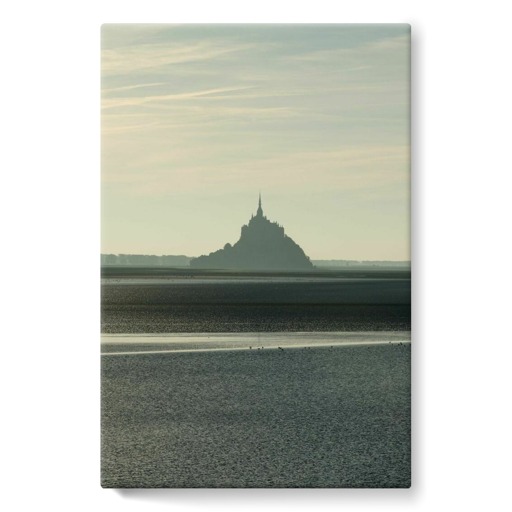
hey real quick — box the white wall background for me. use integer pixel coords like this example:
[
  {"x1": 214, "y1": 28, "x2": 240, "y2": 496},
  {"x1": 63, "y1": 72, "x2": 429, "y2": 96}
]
[{"x1": 1, "y1": 1, "x2": 511, "y2": 511}]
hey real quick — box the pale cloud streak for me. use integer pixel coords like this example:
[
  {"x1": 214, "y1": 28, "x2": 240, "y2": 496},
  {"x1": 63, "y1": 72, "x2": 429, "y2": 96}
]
[
  {"x1": 102, "y1": 41, "x2": 257, "y2": 75},
  {"x1": 289, "y1": 34, "x2": 409, "y2": 64},
  {"x1": 102, "y1": 86, "x2": 256, "y2": 110},
  {"x1": 102, "y1": 82, "x2": 167, "y2": 93}
]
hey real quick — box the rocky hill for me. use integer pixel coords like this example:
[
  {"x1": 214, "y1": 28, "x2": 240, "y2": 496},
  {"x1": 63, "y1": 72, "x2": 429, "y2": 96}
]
[{"x1": 190, "y1": 196, "x2": 313, "y2": 270}]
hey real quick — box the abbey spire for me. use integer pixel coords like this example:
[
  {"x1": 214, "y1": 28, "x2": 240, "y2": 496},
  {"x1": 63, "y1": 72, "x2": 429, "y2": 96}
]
[{"x1": 256, "y1": 193, "x2": 263, "y2": 217}]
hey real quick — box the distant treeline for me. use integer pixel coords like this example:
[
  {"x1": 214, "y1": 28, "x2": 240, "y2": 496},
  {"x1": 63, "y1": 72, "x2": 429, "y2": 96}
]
[
  {"x1": 101, "y1": 254, "x2": 410, "y2": 268},
  {"x1": 101, "y1": 254, "x2": 191, "y2": 266}
]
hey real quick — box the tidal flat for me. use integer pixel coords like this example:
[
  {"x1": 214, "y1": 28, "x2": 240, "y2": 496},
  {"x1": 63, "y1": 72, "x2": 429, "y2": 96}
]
[
  {"x1": 101, "y1": 342, "x2": 410, "y2": 488},
  {"x1": 101, "y1": 275, "x2": 411, "y2": 333}
]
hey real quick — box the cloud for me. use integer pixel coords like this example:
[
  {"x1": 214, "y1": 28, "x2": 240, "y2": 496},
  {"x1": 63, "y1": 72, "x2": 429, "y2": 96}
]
[
  {"x1": 102, "y1": 143, "x2": 409, "y2": 199},
  {"x1": 102, "y1": 41, "x2": 255, "y2": 76},
  {"x1": 102, "y1": 82, "x2": 167, "y2": 93},
  {"x1": 290, "y1": 34, "x2": 409, "y2": 64},
  {"x1": 101, "y1": 86, "x2": 256, "y2": 110}
]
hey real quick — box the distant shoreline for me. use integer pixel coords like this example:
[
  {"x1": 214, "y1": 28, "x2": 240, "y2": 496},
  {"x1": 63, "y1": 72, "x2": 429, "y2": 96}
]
[{"x1": 100, "y1": 253, "x2": 410, "y2": 269}]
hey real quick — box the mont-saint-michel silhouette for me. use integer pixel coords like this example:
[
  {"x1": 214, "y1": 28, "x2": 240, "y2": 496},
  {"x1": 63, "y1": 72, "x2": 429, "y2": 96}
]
[{"x1": 190, "y1": 195, "x2": 313, "y2": 270}]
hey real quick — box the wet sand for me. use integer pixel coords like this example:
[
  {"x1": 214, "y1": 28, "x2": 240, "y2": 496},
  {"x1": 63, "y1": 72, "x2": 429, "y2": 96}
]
[{"x1": 101, "y1": 342, "x2": 410, "y2": 488}]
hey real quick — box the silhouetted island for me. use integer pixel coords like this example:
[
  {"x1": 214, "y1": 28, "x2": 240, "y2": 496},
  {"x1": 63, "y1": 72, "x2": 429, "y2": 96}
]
[{"x1": 190, "y1": 195, "x2": 313, "y2": 270}]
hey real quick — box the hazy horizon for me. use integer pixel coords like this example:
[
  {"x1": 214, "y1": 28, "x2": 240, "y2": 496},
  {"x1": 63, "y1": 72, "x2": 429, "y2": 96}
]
[
  {"x1": 100, "y1": 252, "x2": 410, "y2": 262},
  {"x1": 102, "y1": 25, "x2": 410, "y2": 260}
]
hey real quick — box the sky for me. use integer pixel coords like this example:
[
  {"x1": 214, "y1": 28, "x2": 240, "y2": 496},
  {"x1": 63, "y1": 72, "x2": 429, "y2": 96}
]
[{"x1": 101, "y1": 24, "x2": 410, "y2": 260}]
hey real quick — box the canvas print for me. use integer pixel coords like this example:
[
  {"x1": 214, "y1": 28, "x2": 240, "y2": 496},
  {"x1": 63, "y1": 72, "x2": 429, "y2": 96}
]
[{"x1": 101, "y1": 24, "x2": 411, "y2": 488}]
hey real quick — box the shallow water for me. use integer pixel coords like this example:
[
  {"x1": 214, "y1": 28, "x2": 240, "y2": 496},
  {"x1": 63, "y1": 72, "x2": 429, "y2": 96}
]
[{"x1": 102, "y1": 279, "x2": 411, "y2": 333}]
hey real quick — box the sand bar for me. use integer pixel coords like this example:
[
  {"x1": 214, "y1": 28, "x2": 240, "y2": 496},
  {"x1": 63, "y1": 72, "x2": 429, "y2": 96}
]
[{"x1": 101, "y1": 331, "x2": 411, "y2": 355}]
